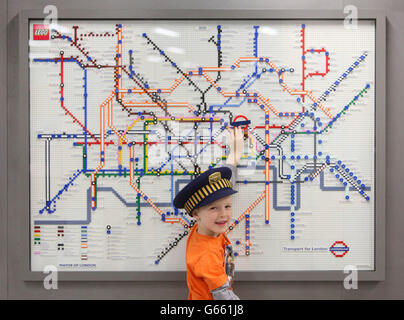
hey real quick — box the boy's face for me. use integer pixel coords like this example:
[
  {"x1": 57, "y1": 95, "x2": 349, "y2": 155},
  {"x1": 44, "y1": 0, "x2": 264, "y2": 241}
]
[{"x1": 192, "y1": 195, "x2": 233, "y2": 237}]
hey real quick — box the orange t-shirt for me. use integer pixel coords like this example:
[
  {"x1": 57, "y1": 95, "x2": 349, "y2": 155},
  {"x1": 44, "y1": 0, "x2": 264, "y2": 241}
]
[{"x1": 186, "y1": 223, "x2": 233, "y2": 300}]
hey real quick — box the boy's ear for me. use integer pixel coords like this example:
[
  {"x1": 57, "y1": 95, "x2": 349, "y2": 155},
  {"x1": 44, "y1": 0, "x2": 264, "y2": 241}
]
[{"x1": 191, "y1": 208, "x2": 198, "y2": 218}]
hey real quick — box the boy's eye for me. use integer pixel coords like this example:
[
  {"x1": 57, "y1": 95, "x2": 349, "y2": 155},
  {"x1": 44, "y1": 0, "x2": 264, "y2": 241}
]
[
  {"x1": 210, "y1": 207, "x2": 216, "y2": 210},
  {"x1": 226, "y1": 205, "x2": 232, "y2": 208}
]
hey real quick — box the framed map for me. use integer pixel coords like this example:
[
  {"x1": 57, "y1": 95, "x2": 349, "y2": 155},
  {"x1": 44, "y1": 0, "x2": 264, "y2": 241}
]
[{"x1": 18, "y1": 9, "x2": 385, "y2": 280}]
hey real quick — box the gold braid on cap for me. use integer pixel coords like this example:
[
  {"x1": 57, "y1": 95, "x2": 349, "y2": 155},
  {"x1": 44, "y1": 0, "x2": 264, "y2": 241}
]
[{"x1": 184, "y1": 178, "x2": 232, "y2": 214}]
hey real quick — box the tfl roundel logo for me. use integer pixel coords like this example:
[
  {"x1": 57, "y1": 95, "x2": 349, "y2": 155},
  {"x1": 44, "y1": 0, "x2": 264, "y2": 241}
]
[
  {"x1": 33, "y1": 24, "x2": 50, "y2": 40},
  {"x1": 329, "y1": 241, "x2": 349, "y2": 257}
]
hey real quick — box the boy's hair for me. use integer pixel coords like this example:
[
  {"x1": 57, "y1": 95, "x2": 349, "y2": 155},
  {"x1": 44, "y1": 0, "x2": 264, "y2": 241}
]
[{"x1": 190, "y1": 208, "x2": 197, "y2": 218}]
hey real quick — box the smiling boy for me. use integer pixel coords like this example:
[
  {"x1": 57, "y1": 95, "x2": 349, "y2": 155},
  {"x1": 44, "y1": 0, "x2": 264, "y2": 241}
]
[{"x1": 174, "y1": 127, "x2": 244, "y2": 300}]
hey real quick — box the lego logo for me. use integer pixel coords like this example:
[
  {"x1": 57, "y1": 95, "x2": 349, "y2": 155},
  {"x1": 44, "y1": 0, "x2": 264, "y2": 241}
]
[
  {"x1": 34, "y1": 29, "x2": 49, "y2": 36},
  {"x1": 33, "y1": 24, "x2": 50, "y2": 40}
]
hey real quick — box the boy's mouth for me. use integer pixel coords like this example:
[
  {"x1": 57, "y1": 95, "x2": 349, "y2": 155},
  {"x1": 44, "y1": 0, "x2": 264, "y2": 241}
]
[{"x1": 215, "y1": 221, "x2": 227, "y2": 226}]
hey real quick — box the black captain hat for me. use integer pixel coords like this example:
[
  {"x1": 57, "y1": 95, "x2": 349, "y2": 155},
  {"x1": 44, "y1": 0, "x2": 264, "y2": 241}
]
[{"x1": 174, "y1": 166, "x2": 238, "y2": 216}]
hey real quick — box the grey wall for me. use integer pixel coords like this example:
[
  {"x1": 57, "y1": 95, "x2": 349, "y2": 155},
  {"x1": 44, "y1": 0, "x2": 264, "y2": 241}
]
[
  {"x1": 0, "y1": 0, "x2": 8, "y2": 301},
  {"x1": 1, "y1": 0, "x2": 404, "y2": 299}
]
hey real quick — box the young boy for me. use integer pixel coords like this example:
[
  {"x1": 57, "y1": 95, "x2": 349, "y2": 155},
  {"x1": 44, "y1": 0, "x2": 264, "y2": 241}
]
[{"x1": 173, "y1": 127, "x2": 244, "y2": 300}]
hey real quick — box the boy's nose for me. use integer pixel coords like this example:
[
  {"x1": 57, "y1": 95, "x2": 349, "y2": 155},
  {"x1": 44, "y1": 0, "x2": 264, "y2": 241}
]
[{"x1": 215, "y1": 207, "x2": 224, "y2": 216}]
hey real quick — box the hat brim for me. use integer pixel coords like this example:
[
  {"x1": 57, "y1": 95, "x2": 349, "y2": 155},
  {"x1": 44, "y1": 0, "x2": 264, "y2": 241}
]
[{"x1": 193, "y1": 187, "x2": 238, "y2": 212}]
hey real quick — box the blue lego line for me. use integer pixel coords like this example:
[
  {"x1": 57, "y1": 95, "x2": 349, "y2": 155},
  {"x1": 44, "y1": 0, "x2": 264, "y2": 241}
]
[
  {"x1": 209, "y1": 98, "x2": 247, "y2": 108},
  {"x1": 170, "y1": 159, "x2": 175, "y2": 209},
  {"x1": 290, "y1": 53, "x2": 370, "y2": 130},
  {"x1": 38, "y1": 169, "x2": 84, "y2": 214},
  {"x1": 35, "y1": 187, "x2": 92, "y2": 225},
  {"x1": 83, "y1": 68, "x2": 88, "y2": 172},
  {"x1": 209, "y1": 72, "x2": 257, "y2": 111},
  {"x1": 238, "y1": 161, "x2": 372, "y2": 212},
  {"x1": 319, "y1": 169, "x2": 370, "y2": 192},
  {"x1": 253, "y1": 26, "x2": 259, "y2": 74},
  {"x1": 35, "y1": 186, "x2": 189, "y2": 225},
  {"x1": 279, "y1": 83, "x2": 370, "y2": 137}
]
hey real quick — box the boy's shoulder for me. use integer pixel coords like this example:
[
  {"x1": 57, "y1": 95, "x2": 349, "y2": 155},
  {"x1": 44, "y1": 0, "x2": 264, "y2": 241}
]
[{"x1": 186, "y1": 225, "x2": 226, "y2": 262}]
